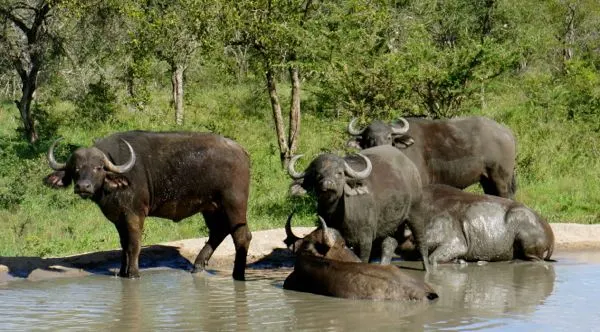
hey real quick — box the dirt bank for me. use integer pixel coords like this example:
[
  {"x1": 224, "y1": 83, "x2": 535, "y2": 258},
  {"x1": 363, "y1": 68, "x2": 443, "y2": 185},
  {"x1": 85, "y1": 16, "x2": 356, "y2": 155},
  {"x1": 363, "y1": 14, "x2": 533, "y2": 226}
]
[{"x1": 1, "y1": 223, "x2": 599, "y2": 284}]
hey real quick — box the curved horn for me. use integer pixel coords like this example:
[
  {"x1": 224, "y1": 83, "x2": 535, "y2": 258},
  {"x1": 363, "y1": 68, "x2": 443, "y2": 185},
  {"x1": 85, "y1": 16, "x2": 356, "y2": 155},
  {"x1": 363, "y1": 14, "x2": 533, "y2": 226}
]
[
  {"x1": 102, "y1": 139, "x2": 136, "y2": 174},
  {"x1": 47, "y1": 138, "x2": 67, "y2": 171},
  {"x1": 283, "y1": 211, "x2": 302, "y2": 247},
  {"x1": 347, "y1": 118, "x2": 366, "y2": 136},
  {"x1": 318, "y1": 216, "x2": 335, "y2": 248},
  {"x1": 343, "y1": 153, "x2": 372, "y2": 180},
  {"x1": 287, "y1": 154, "x2": 306, "y2": 179},
  {"x1": 391, "y1": 117, "x2": 410, "y2": 134}
]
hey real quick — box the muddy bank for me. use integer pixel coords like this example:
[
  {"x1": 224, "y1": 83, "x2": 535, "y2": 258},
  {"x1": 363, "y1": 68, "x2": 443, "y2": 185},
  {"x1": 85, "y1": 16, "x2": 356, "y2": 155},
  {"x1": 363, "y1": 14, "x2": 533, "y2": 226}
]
[{"x1": 1, "y1": 223, "x2": 600, "y2": 284}]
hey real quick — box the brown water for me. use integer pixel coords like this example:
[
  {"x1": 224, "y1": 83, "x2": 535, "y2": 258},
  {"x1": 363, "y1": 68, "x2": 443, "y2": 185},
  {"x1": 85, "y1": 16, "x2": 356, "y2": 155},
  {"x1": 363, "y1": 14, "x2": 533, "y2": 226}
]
[{"x1": 1, "y1": 250, "x2": 600, "y2": 331}]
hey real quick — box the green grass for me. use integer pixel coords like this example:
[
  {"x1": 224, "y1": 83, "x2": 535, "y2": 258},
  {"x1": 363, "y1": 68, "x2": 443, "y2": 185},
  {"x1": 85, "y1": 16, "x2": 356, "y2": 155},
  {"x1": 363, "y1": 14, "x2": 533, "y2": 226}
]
[{"x1": 1, "y1": 80, "x2": 599, "y2": 258}]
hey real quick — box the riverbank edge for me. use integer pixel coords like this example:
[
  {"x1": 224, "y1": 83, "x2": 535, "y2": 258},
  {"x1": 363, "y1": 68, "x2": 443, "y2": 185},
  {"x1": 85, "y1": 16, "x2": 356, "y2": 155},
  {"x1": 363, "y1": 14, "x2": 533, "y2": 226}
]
[{"x1": 2, "y1": 223, "x2": 599, "y2": 284}]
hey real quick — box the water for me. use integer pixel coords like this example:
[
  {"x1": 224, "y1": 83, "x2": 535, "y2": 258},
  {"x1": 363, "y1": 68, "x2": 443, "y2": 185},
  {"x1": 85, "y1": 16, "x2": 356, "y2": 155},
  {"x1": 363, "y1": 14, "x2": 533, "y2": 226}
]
[{"x1": 1, "y1": 251, "x2": 600, "y2": 331}]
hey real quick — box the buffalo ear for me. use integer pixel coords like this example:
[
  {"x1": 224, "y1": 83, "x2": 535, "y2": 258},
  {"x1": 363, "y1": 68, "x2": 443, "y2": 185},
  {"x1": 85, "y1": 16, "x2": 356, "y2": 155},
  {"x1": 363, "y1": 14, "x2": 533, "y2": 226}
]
[
  {"x1": 104, "y1": 173, "x2": 130, "y2": 191},
  {"x1": 44, "y1": 170, "x2": 72, "y2": 188},
  {"x1": 346, "y1": 137, "x2": 363, "y2": 150},
  {"x1": 392, "y1": 134, "x2": 415, "y2": 149},
  {"x1": 289, "y1": 179, "x2": 307, "y2": 197}
]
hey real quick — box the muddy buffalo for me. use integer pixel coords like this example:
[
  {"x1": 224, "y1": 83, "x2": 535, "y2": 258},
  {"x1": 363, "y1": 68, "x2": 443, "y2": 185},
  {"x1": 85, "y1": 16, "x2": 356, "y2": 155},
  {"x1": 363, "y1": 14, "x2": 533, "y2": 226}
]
[
  {"x1": 408, "y1": 185, "x2": 554, "y2": 271},
  {"x1": 44, "y1": 131, "x2": 252, "y2": 280},
  {"x1": 283, "y1": 213, "x2": 438, "y2": 301},
  {"x1": 347, "y1": 116, "x2": 517, "y2": 198},
  {"x1": 287, "y1": 145, "x2": 423, "y2": 264}
]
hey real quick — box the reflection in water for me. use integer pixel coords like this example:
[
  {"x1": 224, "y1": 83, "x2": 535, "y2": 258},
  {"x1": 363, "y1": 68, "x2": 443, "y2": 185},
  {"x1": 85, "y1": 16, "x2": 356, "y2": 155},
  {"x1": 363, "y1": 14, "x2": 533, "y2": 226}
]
[
  {"x1": 3, "y1": 255, "x2": 600, "y2": 331},
  {"x1": 419, "y1": 261, "x2": 556, "y2": 330}
]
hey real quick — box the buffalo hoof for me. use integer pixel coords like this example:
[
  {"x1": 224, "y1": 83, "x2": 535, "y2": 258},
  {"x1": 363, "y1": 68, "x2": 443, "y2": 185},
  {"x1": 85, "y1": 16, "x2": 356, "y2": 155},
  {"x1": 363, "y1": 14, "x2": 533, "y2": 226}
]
[
  {"x1": 232, "y1": 272, "x2": 245, "y2": 282},
  {"x1": 191, "y1": 265, "x2": 205, "y2": 274},
  {"x1": 118, "y1": 271, "x2": 140, "y2": 279}
]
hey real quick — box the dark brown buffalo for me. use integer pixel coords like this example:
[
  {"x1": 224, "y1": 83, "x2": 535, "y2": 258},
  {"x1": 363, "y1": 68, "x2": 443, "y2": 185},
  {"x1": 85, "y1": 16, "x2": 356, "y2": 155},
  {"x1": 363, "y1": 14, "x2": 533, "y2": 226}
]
[
  {"x1": 283, "y1": 213, "x2": 438, "y2": 301},
  {"x1": 287, "y1": 145, "x2": 423, "y2": 264},
  {"x1": 44, "y1": 131, "x2": 252, "y2": 280},
  {"x1": 347, "y1": 116, "x2": 517, "y2": 198},
  {"x1": 408, "y1": 184, "x2": 554, "y2": 272}
]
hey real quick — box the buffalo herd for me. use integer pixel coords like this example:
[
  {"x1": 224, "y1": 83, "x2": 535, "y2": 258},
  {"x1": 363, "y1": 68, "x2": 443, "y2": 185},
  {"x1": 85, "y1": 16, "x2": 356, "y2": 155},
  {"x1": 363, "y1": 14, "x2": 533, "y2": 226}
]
[{"x1": 43, "y1": 116, "x2": 554, "y2": 303}]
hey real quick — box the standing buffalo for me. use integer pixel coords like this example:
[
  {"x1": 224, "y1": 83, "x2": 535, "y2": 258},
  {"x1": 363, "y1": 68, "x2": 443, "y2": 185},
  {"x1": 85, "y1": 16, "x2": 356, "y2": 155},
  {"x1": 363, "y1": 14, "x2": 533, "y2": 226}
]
[
  {"x1": 44, "y1": 131, "x2": 252, "y2": 280},
  {"x1": 347, "y1": 116, "x2": 517, "y2": 198},
  {"x1": 408, "y1": 184, "x2": 554, "y2": 271},
  {"x1": 283, "y1": 213, "x2": 438, "y2": 301},
  {"x1": 287, "y1": 145, "x2": 423, "y2": 264}
]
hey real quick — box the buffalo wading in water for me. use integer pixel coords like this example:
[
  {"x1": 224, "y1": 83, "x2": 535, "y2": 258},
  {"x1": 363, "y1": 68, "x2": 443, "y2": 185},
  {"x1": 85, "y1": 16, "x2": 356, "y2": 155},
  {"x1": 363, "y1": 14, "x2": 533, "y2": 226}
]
[
  {"x1": 287, "y1": 145, "x2": 423, "y2": 264},
  {"x1": 347, "y1": 116, "x2": 517, "y2": 199},
  {"x1": 44, "y1": 131, "x2": 252, "y2": 280},
  {"x1": 283, "y1": 213, "x2": 438, "y2": 301},
  {"x1": 408, "y1": 184, "x2": 554, "y2": 272}
]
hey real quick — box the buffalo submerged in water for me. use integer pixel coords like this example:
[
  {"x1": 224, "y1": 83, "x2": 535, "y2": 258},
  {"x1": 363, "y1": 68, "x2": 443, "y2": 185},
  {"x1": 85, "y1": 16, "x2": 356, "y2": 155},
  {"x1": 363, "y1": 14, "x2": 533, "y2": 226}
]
[
  {"x1": 44, "y1": 131, "x2": 252, "y2": 280},
  {"x1": 283, "y1": 213, "x2": 438, "y2": 301}
]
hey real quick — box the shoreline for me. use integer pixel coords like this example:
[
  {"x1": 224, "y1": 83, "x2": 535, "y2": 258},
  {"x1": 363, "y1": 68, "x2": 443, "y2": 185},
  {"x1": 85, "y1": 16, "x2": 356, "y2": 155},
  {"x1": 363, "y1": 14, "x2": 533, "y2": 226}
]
[{"x1": 2, "y1": 223, "x2": 600, "y2": 284}]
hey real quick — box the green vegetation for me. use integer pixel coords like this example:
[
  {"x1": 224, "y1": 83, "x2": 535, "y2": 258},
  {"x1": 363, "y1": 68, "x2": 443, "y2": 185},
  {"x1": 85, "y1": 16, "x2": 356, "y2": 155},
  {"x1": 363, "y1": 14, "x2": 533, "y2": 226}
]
[{"x1": 1, "y1": 0, "x2": 599, "y2": 258}]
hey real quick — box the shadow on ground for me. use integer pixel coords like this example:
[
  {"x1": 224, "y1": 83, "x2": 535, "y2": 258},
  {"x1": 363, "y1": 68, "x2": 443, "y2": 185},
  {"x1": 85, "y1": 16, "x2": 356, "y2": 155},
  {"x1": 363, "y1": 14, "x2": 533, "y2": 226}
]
[{"x1": 0, "y1": 245, "x2": 193, "y2": 280}]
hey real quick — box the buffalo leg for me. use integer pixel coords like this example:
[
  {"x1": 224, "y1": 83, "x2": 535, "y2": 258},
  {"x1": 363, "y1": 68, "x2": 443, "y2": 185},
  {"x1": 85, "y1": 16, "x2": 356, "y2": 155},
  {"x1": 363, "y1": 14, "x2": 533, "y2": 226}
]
[
  {"x1": 356, "y1": 239, "x2": 373, "y2": 263},
  {"x1": 193, "y1": 211, "x2": 229, "y2": 274},
  {"x1": 230, "y1": 224, "x2": 251, "y2": 281},
  {"x1": 115, "y1": 215, "x2": 144, "y2": 278},
  {"x1": 429, "y1": 241, "x2": 468, "y2": 266},
  {"x1": 380, "y1": 237, "x2": 398, "y2": 265}
]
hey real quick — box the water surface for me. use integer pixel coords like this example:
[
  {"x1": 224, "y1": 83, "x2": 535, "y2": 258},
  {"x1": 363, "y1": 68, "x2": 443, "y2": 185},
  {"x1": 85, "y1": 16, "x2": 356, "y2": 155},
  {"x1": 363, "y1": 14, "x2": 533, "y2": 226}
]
[{"x1": 1, "y1": 250, "x2": 599, "y2": 331}]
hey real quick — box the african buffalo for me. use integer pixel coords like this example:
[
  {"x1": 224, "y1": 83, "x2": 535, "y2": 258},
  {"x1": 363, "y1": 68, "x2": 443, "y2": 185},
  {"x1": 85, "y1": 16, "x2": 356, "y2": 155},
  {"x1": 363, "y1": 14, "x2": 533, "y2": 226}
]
[
  {"x1": 287, "y1": 145, "x2": 423, "y2": 264},
  {"x1": 44, "y1": 131, "x2": 252, "y2": 280},
  {"x1": 283, "y1": 213, "x2": 438, "y2": 301},
  {"x1": 347, "y1": 116, "x2": 517, "y2": 198},
  {"x1": 408, "y1": 184, "x2": 554, "y2": 271}
]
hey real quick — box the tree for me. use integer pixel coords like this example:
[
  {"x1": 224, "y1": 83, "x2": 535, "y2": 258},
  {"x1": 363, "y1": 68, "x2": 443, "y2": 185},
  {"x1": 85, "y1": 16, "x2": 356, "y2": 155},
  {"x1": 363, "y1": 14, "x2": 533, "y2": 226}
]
[
  {"x1": 226, "y1": 0, "x2": 319, "y2": 166},
  {"x1": 121, "y1": 0, "x2": 220, "y2": 125},
  {"x1": 0, "y1": 0, "x2": 63, "y2": 143}
]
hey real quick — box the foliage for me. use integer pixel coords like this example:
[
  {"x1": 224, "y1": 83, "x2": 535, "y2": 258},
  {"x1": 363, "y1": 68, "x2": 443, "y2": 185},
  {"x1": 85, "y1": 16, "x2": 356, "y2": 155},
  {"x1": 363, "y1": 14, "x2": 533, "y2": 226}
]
[{"x1": 0, "y1": 0, "x2": 600, "y2": 258}]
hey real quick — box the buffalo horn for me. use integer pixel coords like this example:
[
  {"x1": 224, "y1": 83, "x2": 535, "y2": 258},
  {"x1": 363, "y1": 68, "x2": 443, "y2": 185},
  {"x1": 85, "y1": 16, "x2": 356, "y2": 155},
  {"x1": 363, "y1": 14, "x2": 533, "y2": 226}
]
[
  {"x1": 318, "y1": 216, "x2": 335, "y2": 248},
  {"x1": 391, "y1": 117, "x2": 410, "y2": 134},
  {"x1": 347, "y1": 118, "x2": 366, "y2": 136},
  {"x1": 287, "y1": 154, "x2": 306, "y2": 179},
  {"x1": 283, "y1": 212, "x2": 300, "y2": 244},
  {"x1": 102, "y1": 139, "x2": 136, "y2": 174},
  {"x1": 343, "y1": 153, "x2": 372, "y2": 180},
  {"x1": 47, "y1": 138, "x2": 67, "y2": 171}
]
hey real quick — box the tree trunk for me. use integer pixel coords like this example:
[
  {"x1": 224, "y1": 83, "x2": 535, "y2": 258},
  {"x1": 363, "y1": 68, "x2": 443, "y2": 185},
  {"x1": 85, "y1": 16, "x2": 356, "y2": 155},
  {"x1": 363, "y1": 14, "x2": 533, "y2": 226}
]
[
  {"x1": 171, "y1": 63, "x2": 185, "y2": 125},
  {"x1": 15, "y1": 68, "x2": 39, "y2": 144},
  {"x1": 288, "y1": 65, "x2": 301, "y2": 161},
  {"x1": 265, "y1": 67, "x2": 288, "y2": 165},
  {"x1": 563, "y1": 4, "x2": 575, "y2": 68}
]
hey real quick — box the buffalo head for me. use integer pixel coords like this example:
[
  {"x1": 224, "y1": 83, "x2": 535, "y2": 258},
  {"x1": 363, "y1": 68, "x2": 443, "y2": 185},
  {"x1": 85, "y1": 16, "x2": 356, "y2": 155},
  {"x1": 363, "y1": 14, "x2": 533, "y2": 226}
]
[
  {"x1": 287, "y1": 152, "x2": 372, "y2": 200},
  {"x1": 44, "y1": 138, "x2": 136, "y2": 198},
  {"x1": 347, "y1": 117, "x2": 414, "y2": 150},
  {"x1": 284, "y1": 212, "x2": 361, "y2": 262}
]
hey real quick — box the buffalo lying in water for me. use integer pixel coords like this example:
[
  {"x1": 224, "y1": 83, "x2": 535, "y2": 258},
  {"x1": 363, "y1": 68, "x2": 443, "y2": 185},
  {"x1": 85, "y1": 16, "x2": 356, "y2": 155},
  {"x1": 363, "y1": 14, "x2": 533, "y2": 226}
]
[
  {"x1": 283, "y1": 213, "x2": 438, "y2": 301},
  {"x1": 347, "y1": 116, "x2": 517, "y2": 198},
  {"x1": 408, "y1": 185, "x2": 554, "y2": 271},
  {"x1": 287, "y1": 145, "x2": 423, "y2": 264},
  {"x1": 44, "y1": 131, "x2": 252, "y2": 280}
]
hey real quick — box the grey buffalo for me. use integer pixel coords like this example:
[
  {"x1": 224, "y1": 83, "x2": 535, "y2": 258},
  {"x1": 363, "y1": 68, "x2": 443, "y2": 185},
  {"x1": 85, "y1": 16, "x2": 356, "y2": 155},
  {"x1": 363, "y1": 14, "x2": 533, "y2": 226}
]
[
  {"x1": 44, "y1": 131, "x2": 252, "y2": 280},
  {"x1": 287, "y1": 145, "x2": 423, "y2": 264},
  {"x1": 408, "y1": 184, "x2": 554, "y2": 271},
  {"x1": 347, "y1": 116, "x2": 517, "y2": 198},
  {"x1": 283, "y1": 213, "x2": 438, "y2": 301}
]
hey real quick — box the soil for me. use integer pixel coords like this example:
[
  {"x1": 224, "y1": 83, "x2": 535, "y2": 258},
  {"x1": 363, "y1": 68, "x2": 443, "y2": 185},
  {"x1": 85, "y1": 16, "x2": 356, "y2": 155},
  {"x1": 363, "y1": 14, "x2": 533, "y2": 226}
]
[{"x1": 2, "y1": 223, "x2": 600, "y2": 284}]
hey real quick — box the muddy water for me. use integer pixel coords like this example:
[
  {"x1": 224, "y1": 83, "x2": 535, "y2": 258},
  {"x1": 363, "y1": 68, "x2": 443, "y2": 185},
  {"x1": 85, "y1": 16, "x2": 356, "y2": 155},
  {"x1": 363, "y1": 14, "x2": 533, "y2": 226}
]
[{"x1": 1, "y1": 251, "x2": 600, "y2": 331}]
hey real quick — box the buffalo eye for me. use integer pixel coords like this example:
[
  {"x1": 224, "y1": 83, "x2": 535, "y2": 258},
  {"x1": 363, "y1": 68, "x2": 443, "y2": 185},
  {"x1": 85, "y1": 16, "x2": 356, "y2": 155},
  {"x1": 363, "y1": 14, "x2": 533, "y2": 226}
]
[
  {"x1": 335, "y1": 170, "x2": 343, "y2": 178},
  {"x1": 93, "y1": 166, "x2": 103, "y2": 172}
]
